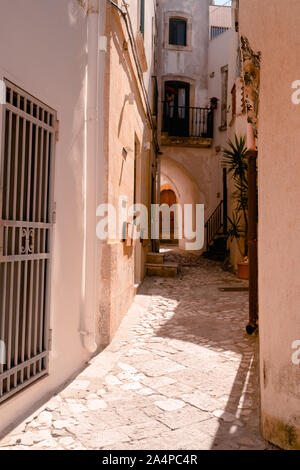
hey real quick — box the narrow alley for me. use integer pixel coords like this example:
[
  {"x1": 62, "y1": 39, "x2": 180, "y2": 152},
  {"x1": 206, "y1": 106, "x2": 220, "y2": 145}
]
[{"x1": 0, "y1": 250, "x2": 274, "y2": 450}]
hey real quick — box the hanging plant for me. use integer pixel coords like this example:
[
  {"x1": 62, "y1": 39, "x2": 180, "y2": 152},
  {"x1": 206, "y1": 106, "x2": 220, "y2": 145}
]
[{"x1": 210, "y1": 97, "x2": 219, "y2": 109}]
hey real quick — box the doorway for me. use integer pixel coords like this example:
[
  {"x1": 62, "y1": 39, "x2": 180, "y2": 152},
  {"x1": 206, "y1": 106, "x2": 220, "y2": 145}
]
[
  {"x1": 160, "y1": 189, "x2": 177, "y2": 241},
  {"x1": 164, "y1": 81, "x2": 190, "y2": 137}
]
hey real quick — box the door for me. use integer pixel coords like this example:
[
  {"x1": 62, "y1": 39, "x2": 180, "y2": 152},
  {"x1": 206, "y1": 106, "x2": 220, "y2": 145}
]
[
  {"x1": 160, "y1": 189, "x2": 177, "y2": 240},
  {"x1": 164, "y1": 81, "x2": 190, "y2": 137},
  {"x1": 0, "y1": 80, "x2": 56, "y2": 403}
]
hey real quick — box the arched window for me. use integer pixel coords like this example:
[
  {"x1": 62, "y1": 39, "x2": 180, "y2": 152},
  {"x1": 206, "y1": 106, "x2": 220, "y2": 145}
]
[{"x1": 169, "y1": 18, "x2": 187, "y2": 46}]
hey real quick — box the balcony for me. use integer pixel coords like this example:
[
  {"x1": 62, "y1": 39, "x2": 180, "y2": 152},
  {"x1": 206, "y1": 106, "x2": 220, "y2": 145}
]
[{"x1": 162, "y1": 102, "x2": 214, "y2": 148}]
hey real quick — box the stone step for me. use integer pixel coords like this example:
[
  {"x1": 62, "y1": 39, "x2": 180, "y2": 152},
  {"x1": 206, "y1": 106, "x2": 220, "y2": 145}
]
[
  {"x1": 147, "y1": 252, "x2": 165, "y2": 264},
  {"x1": 160, "y1": 239, "x2": 179, "y2": 246},
  {"x1": 146, "y1": 262, "x2": 179, "y2": 278}
]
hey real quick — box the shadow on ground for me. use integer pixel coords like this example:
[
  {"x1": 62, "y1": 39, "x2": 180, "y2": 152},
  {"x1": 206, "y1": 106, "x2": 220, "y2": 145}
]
[{"x1": 140, "y1": 247, "x2": 265, "y2": 450}]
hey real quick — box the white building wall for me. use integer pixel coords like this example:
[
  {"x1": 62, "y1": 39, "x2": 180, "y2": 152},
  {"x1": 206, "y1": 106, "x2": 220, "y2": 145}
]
[
  {"x1": 208, "y1": 29, "x2": 232, "y2": 149},
  {"x1": 0, "y1": 0, "x2": 105, "y2": 435},
  {"x1": 159, "y1": 0, "x2": 209, "y2": 107}
]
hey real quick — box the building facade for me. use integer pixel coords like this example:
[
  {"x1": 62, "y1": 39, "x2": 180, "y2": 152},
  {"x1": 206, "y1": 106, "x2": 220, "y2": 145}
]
[
  {"x1": 239, "y1": 0, "x2": 300, "y2": 450},
  {"x1": 156, "y1": 0, "x2": 225, "y2": 251}
]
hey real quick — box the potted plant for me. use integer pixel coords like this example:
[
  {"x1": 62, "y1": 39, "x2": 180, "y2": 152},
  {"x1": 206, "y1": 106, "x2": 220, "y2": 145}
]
[
  {"x1": 222, "y1": 135, "x2": 249, "y2": 279},
  {"x1": 210, "y1": 97, "x2": 218, "y2": 110}
]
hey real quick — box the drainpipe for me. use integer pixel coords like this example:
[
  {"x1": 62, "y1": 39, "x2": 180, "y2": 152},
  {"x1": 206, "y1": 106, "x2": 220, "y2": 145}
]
[
  {"x1": 156, "y1": 156, "x2": 161, "y2": 253},
  {"x1": 223, "y1": 167, "x2": 227, "y2": 235},
  {"x1": 80, "y1": 0, "x2": 99, "y2": 353}
]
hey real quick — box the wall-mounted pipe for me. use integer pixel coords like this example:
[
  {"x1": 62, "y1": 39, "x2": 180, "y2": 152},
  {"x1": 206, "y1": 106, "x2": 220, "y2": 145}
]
[
  {"x1": 80, "y1": 0, "x2": 99, "y2": 353},
  {"x1": 110, "y1": 0, "x2": 160, "y2": 155}
]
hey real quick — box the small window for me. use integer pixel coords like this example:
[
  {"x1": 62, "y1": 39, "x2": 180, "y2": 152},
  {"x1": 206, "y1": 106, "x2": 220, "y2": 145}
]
[
  {"x1": 169, "y1": 18, "x2": 187, "y2": 46},
  {"x1": 139, "y1": 0, "x2": 145, "y2": 38}
]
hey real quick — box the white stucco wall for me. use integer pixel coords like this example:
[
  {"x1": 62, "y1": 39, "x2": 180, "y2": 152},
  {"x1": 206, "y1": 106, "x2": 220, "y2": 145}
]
[
  {"x1": 158, "y1": 0, "x2": 210, "y2": 107},
  {"x1": 0, "y1": 0, "x2": 105, "y2": 435},
  {"x1": 208, "y1": 29, "x2": 232, "y2": 229},
  {"x1": 208, "y1": 20, "x2": 248, "y2": 269},
  {"x1": 208, "y1": 29, "x2": 232, "y2": 149}
]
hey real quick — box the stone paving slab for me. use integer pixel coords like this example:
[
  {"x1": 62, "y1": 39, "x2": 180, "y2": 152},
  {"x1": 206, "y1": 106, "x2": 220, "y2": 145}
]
[{"x1": 0, "y1": 249, "x2": 276, "y2": 450}]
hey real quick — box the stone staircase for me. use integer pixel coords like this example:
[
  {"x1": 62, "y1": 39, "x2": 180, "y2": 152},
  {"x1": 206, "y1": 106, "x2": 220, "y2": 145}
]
[
  {"x1": 145, "y1": 252, "x2": 179, "y2": 278},
  {"x1": 203, "y1": 230, "x2": 227, "y2": 262}
]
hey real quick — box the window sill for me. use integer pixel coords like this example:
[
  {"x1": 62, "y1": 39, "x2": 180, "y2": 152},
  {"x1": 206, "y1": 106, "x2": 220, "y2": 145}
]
[{"x1": 165, "y1": 44, "x2": 192, "y2": 52}]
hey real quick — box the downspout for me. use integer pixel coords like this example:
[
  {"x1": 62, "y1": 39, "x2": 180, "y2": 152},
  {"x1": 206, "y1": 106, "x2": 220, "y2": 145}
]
[
  {"x1": 155, "y1": 156, "x2": 161, "y2": 253},
  {"x1": 110, "y1": 0, "x2": 160, "y2": 155},
  {"x1": 80, "y1": 0, "x2": 99, "y2": 353}
]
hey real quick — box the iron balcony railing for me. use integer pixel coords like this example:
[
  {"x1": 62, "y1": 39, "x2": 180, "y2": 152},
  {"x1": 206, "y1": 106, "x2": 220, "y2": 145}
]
[{"x1": 163, "y1": 102, "x2": 214, "y2": 139}]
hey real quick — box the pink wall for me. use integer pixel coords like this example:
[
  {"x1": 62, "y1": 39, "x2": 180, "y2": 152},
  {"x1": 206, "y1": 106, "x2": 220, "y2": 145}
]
[{"x1": 240, "y1": 0, "x2": 300, "y2": 449}]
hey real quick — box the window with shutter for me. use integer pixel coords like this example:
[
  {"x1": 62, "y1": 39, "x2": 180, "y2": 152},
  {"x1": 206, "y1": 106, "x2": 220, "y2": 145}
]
[
  {"x1": 169, "y1": 18, "x2": 187, "y2": 46},
  {"x1": 139, "y1": 0, "x2": 145, "y2": 38}
]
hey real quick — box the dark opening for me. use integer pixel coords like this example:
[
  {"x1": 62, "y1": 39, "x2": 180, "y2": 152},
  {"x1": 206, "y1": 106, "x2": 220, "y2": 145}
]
[
  {"x1": 169, "y1": 18, "x2": 187, "y2": 46},
  {"x1": 163, "y1": 81, "x2": 190, "y2": 137}
]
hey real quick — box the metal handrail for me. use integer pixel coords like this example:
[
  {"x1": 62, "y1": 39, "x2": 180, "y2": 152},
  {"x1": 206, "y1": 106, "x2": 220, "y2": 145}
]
[{"x1": 205, "y1": 200, "x2": 224, "y2": 251}]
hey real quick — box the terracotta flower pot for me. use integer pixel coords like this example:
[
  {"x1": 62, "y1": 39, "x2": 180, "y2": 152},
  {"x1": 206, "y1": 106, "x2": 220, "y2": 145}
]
[{"x1": 237, "y1": 262, "x2": 249, "y2": 280}]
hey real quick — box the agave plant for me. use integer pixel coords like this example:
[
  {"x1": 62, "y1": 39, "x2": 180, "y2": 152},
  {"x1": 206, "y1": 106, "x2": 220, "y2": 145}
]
[{"x1": 222, "y1": 135, "x2": 248, "y2": 258}]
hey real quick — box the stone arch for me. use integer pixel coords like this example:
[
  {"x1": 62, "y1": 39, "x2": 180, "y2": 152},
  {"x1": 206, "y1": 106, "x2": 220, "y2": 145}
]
[
  {"x1": 160, "y1": 156, "x2": 206, "y2": 250},
  {"x1": 160, "y1": 178, "x2": 180, "y2": 202}
]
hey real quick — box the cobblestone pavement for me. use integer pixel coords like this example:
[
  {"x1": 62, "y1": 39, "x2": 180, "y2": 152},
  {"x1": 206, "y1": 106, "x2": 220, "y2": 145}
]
[{"x1": 0, "y1": 249, "x2": 274, "y2": 450}]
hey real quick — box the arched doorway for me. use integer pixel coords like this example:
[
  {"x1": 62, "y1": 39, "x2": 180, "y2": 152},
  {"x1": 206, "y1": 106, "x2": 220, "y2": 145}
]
[
  {"x1": 160, "y1": 157, "x2": 206, "y2": 251},
  {"x1": 160, "y1": 188, "x2": 177, "y2": 241}
]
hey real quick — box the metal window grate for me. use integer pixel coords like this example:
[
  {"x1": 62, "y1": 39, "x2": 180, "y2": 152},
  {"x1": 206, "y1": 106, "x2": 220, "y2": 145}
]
[{"x1": 0, "y1": 79, "x2": 56, "y2": 404}]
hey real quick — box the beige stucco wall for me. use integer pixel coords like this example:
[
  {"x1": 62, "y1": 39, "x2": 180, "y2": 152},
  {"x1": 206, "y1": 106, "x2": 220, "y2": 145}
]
[
  {"x1": 0, "y1": 0, "x2": 103, "y2": 435},
  {"x1": 240, "y1": 0, "x2": 300, "y2": 449},
  {"x1": 99, "y1": 1, "x2": 156, "y2": 346}
]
